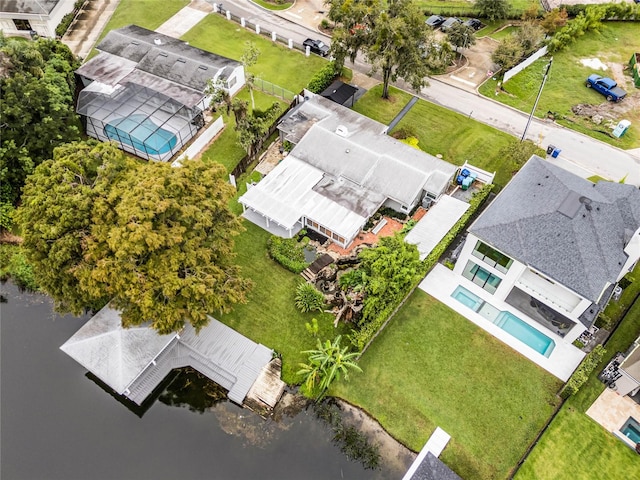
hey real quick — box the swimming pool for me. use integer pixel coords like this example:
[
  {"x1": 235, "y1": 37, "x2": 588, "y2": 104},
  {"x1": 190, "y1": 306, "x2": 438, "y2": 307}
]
[
  {"x1": 621, "y1": 417, "x2": 640, "y2": 444},
  {"x1": 105, "y1": 114, "x2": 178, "y2": 156},
  {"x1": 451, "y1": 286, "x2": 555, "y2": 357}
]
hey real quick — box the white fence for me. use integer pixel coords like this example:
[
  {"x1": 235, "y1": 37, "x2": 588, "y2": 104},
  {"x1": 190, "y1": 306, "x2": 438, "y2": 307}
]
[
  {"x1": 503, "y1": 46, "x2": 548, "y2": 83},
  {"x1": 461, "y1": 161, "x2": 495, "y2": 185},
  {"x1": 173, "y1": 116, "x2": 224, "y2": 166}
]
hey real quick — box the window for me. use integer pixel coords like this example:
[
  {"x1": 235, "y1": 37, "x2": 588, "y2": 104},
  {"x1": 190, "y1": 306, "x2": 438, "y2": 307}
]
[
  {"x1": 13, "y1": 19, "x2": 31, "y2": 31},
  {"x1": 471, "y1": 241, "x2": 513, "y2": 274},
  {"x1": 227, "y1": 76, "x2": 237, "y2": 88},
  {"x1": 462, "y1": 261, "x2": 502, "y2": 294}
]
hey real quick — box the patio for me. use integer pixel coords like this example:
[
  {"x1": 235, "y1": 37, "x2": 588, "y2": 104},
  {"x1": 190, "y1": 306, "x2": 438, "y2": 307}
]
[
  {"x1": 586, "y1": 388, "x2": 640, "y2": 449},
  {"x1": 420, "y1": 264, "x2": 585, "y2": 381}
]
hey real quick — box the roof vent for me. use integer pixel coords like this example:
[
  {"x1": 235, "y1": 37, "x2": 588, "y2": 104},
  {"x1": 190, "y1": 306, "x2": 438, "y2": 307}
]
[
  {"x1": 580, "y1": 196, "x2": 593, "y2": 211},
  {"x1": 335, "y1": 125, "x2": 349, "y2": 137},
  {"x1": 154, "y1": 38, "x2": 162, "y2": 45}
]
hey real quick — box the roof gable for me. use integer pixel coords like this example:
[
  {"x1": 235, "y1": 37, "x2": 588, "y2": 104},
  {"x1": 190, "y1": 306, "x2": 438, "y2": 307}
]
[
  {"x1": 470, "y1": 156, "x2": 640, "y2": 301},
  {"x1": 60, "y1": 306, "x2": 176, "y2": 393}
]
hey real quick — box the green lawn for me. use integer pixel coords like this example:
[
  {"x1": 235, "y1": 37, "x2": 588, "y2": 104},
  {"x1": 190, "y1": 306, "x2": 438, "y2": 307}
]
[
  {"x1": 488, "y1": 25, "x2": 520, "y2": 41},
  {"x1": 352, "y1": 84, "x2": 413, "y2": 125},
  {"x1": 217, "y1": 222, "x2": 349, "y2": 383},
  {"x1": 199, "y1": 89, "x2": 287, "y2": 172},
  {"x1": 479, "y1": 22, "x2": 640, "y2": 149},
  {"x1": 251, "y1": 0, "x2": 293, "y2": 10},
  {"x1": 391, "y1": 97, "x2": 528, "y2": 188},
  {"x1": 416, "y1": 0, "x2": 536, "y2": 15},
  {"x1": 103, "y1": 0, "x2": 189, "y2": 31},
  {"x1": 515, "y1": 293, "x2": 640, "y2": 479},
  {"x1": 181, "y1": 14, "x2": 328, "y2": 93},
  {"x1": 333, "y1": 290, "x2": 562, "y2": 480}
]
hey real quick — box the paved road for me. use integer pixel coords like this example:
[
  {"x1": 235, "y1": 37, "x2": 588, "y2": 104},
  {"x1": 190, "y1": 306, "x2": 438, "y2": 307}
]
[{"x1": 218, "y1": 0, "x2": 640, "y2": 184}]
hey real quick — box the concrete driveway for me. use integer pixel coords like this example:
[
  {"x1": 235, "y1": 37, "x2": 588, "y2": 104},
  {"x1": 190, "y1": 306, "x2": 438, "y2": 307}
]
[{"x1": 435, "y1": 36, "x2": 499, "y2": 92}]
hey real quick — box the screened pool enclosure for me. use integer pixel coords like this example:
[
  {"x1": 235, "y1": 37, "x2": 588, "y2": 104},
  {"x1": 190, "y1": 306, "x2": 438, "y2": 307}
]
[{"x1": 77, "y1": 82, "x2": 204, "y2": 162}]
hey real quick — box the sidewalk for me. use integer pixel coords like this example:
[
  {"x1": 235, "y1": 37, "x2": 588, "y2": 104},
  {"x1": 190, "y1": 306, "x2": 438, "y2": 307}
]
[{"x1": 62, "y1": 0, "x2": 120, "y2": 59}]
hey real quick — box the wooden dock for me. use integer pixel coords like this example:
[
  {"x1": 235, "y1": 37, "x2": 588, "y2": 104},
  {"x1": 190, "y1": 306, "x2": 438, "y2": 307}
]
[{"x1": 244, "y1": 358, "x2": 286, "y2": 417}]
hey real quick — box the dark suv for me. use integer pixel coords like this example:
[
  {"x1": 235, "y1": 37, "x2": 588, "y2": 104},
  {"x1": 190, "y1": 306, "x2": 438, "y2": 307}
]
[
  {"x1": 303, "y1": 38, "x2": 330, "y2": 57},
  {"x1": 463, "y1": 18, "x2": 482, "y2": 31}
]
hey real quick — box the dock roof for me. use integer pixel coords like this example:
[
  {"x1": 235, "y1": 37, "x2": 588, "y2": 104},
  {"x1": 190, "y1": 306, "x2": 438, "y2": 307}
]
[{"x1": 61, "y1": 306, "x2": 273, "y2": 405}]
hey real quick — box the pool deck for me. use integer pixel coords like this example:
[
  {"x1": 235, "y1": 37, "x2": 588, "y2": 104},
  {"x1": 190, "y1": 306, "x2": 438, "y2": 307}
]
[
  {"x1": 420, "y1": 264, "x2": 585, "y2": 381},
  {"x1": 586, "y1": 388, "x2": 640, "y2": 449}
]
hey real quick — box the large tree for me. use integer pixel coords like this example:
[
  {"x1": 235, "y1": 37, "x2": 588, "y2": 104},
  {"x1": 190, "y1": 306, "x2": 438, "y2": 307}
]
[
  {"x1": 18, "y1": 141, "x2": 252, "y2": 333},
  {"x1": 0, "y1": 37, "x2": 81, "y2": 211},
  {"x1": 475, "y1": 0, "x2": 511, "y2": 21},
  {"x1": 328, "y1": 0, "x2": 433, "y2": 98}
]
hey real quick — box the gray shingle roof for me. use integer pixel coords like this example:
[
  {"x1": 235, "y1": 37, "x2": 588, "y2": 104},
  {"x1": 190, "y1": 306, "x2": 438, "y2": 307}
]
[
  {"x1": 96, "y1": 25, "x2": 241, "y2": 91},
  {"x1": 1, "y1": 0, "x2": 60, "y2": 15},
  {"x1": 410, "y1": 452, "x2": 462, "y2": 480},
  {"x1": 470, "y1": 156, "x2": 640, "y2": 302},
  {"x1": 286, "y1": 95, "x2": 457, "y2": 207}
]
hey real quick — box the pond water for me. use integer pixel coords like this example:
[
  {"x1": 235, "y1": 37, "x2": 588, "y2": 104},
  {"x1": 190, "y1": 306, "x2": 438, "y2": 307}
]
[{"x1": 0, "y1": 282, "x2": 404, "y2": 480}]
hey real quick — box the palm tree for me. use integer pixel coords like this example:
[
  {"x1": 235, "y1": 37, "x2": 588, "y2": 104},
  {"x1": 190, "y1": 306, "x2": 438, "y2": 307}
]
[{"x1": 297, "y1": 335, "x2": 362, "y2": 400}]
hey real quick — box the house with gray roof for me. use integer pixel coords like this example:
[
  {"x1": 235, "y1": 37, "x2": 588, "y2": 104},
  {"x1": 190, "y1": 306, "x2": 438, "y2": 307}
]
[
  {"x1": 74, "y1": 25, "x2": 245, "y2": 161},
  {"x1": 452, "y1": 155, "x2": 640, "y2": 345},
  {"x1": 0, "y1": 0, "x2": 75, "y2": 38},
  {"x1": 239, "y1": 93, "x2": 457, "y2": 248}
]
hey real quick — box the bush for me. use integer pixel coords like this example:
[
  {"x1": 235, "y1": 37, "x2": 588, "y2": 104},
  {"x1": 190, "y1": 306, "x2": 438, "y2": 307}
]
[
  {"x1": 560, "y1": 344, "x2": 607, "y2": 399},
  {"x1": 0, "y1": 202, "x2": 15, "y2": 231},
  {"x1": 339, "y1": 269, "x2": 365, "y2": 290},
  {"x1": 306, "y1": 61, "x2": 339, "y2": 94},
  {"x1": 547, "y1": 6, "x2": 607, "y2": 53},
  {"x1": 267, "y1": 235, "x2": 310, "y2": 273},
  {"x1": 55, "y1": 0, "x2": 85, "y2": 37},
  {"x1": 0, "y1": 244, "x2": 38, "y2": 291},
  {"x1": 295, "y1": 282, "x2": 325, "y2": 313}
]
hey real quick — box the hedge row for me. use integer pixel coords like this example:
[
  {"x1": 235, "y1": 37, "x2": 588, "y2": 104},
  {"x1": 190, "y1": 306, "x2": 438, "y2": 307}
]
[
  {"x1": 559, "y1": 344, "x2": 607, "y2": 399},
  {"x1": 560, "y1": 2, "x2": 640, "y2": 20},
  {"x1": 267, "y1": 235, "x2": 310, "y2": 274},
  {"x1": 55, "y1": 0, "x2": 85, "y2": 38},
  {"x1": 352, "y1": 183, "x2": 494, "y2": 351},
  {"x1": 306, "y1": 61, "x2": 339, "y2": 94}
]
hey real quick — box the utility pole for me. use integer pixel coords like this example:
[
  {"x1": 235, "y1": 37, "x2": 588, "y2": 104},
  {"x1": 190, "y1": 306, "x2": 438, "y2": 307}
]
[{"x1": 521, "y1": 56, "x2": 553, "y2": 142}]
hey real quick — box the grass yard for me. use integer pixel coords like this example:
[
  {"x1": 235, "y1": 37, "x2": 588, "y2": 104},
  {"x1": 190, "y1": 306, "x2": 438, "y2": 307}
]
[
  {"x1": 181, "y1": 14, "x2": 328, "y2": 93},
  {"x1": 199, "y1": 89, "x2": 287, "y2": 172},
  {"x1": 352, "y1": 85, "x2": 413, "y2": 125},
  {"x1": 488, "y1": 25, "x2": 520, "y2": 41},
  {"x1": 515, "y1": 291, "x2": 640, "y2": 479},
  {"x1": 217, "y1": 221, "x2": 350, "y2": 384},
  {"x1": 479, "y1": 22, "x2": 640, "y2": 149},
  {"x1": 391, "y1": 97, "x2": 529, "y2": 188},
  {"x1": 332, "y1": 289, "x2": 562, "y2": 480},
  {"x1": 416, "y1": 0, "x2": 536, "y2": 15}
]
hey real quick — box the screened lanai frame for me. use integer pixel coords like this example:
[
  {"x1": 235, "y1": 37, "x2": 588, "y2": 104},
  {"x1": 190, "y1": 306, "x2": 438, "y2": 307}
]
[{"x1": 77, "y1": 83, "x2": 203, "y2": 162}]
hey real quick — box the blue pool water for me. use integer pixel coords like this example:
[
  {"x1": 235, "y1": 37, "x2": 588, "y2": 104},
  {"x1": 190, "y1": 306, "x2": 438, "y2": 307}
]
[
  {"x1": 621, "y1": 417, "x2": 640, "y2": 444},
  {"x1": 452, "y1": 287, "x2": 484, "y2": 311},
  {"x1": 451, "y1": 286, "x2": 555, "y2": 357},
  {"x1": 105, "y1": 114, "x2": 177, "y2": 156}
]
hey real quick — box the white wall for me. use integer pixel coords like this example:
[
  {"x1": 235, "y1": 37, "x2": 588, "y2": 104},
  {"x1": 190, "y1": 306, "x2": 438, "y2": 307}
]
[{"x1": 226, "y1": 65, "x2": 246, "y2": 97}]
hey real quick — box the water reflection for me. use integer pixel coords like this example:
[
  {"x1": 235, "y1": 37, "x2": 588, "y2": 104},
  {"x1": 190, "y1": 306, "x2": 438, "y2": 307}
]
[{"x1": 0, "y1": 282, "x2": 406, "y2": 480}]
